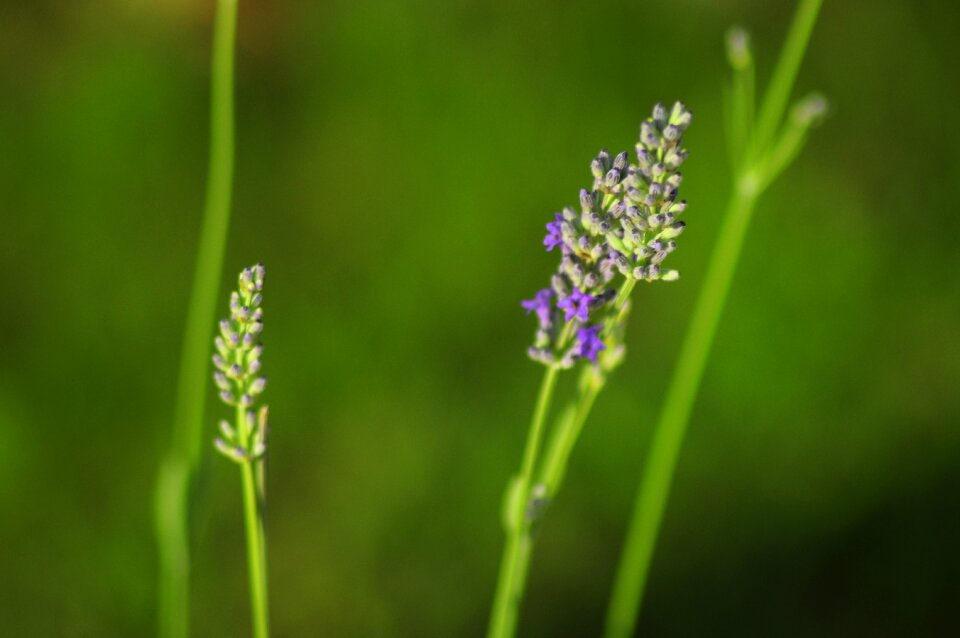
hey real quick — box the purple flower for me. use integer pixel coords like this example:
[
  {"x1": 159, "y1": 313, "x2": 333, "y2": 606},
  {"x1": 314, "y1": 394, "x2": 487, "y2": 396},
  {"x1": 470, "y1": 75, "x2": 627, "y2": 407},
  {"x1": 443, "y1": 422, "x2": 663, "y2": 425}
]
[
  {"x1": 557, "y1": 287, "x2": 595, "y2": 323},
  {"x1": 543, "y1": 213, "x2": 564, "y2": 252},
  {"x1": 521, "y1": 288, "x2": 554, "y2": 329},
  {"x1": 575, "y1": 324, "x2": 606, "y2": 363}
]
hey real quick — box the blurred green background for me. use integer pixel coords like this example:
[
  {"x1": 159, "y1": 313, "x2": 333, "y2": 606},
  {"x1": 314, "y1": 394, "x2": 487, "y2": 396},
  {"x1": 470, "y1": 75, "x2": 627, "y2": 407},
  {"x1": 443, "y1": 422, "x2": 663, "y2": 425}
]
[{"x1": 2, "y1": 0, "x2": 958, "y2": 635}]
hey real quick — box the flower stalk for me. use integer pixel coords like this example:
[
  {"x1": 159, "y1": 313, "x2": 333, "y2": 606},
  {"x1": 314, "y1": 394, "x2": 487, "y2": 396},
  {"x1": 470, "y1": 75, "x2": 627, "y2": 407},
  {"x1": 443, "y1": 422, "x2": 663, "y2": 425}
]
[
  {"x1": 154, "y1": 1, "x2": 239, "y2": 636},
  {"x1": 604, "y1": 2, "x2": 826, "y2": 637},
  {"x1": 213, "y1": 264, "x2": 271, "y2": 638},
  {"x1": 488, "y1": 102, "x2": 693, "y2": 638}
]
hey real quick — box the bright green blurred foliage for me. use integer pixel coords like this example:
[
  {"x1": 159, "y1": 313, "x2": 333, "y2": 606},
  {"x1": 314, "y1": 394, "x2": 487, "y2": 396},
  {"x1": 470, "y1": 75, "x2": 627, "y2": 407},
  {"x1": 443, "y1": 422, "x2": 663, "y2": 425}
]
[{"x1": 1, "y1": 1, "x2": 958, "y2": 636}]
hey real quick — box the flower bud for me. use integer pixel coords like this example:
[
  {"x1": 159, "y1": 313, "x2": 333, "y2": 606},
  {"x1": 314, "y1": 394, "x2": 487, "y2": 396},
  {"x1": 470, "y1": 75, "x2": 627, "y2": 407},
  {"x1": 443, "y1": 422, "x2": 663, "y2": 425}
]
[
  {"x1": 792, "y1": 93, "x2": 829, "y2": 127},
  {"x1": 580, "y1": 188, "x2": 596, "y2": 212},
  {"x1": 613, "y1": 151, "x2": 629, "y2": 172},
  {"x1": 604, "y1": 169, "x2": 621, "y2": 190},
  {"x1": 248, "y1": 377, "x2": 267, "y2": 396},
  {"x1": 667, "y1": 199, "x2": 687, "y2": 215},
  {"x1": 640, "y1": 121, "x2": 658, "y2": 147},
  {"x1": 596, "y1": 149, "x2": 611, "y2": 170},
  {"x1": 664, "y1": 148, "x2": 687, "y2": 169},
  {"x1": 591, "y1": 158, "x2": 604, "y2": 179},
  {"x1": 218, "y1": 419, "x2": 237, "y2": 441},
  {"x1": 608, "y1": 200, "x2": 625, "y2": 219},
  {"x1": 551, "y1": 274, "x2": 570, "y2": 297},
  {"x1": 214, "y1": 371, "x2": 231, "y2": 391},
  {"x1": 726, "y1": 27, "x2": 752, "y2": 70},
  {"x1": 215, "y1": 438, "x2": 247, "y2": 462},
  {"x1": 669, "y1": 102, "x2": 692, "y2": 129},
  {"x1": 652, "y1": 103, "x2": 667, "y2": 128},
  {"x1": 659, "y1": 222, "x2": 686, "y2": 239},
  {"x1": 239, "y1": 268, "x2": 254, "y2": 291},
  {"x1": 219, "y1": 319, "x2": 235, "y2": 342}
]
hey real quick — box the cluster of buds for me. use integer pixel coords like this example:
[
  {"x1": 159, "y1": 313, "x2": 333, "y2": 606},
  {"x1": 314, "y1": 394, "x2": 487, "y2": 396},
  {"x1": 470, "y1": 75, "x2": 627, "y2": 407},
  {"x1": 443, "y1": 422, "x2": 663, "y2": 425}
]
[
  {"x1": 522, "y1": 103, "x2": 691, "y2": 367},
  {"x1": 213, "y1": 264, "x2": 269, "y2": 463}
]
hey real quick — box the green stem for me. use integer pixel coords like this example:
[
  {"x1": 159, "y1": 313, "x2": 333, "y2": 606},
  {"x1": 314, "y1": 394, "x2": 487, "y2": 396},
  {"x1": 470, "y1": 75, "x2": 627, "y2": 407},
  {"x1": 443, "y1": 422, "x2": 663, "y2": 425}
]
[
  {"x1": 519, "y1": 366, "x2": 562, "y2": 490},
  {"x1": 238, "y1": 406, "x2": 270, "y2": 638},
  {"x1": 540, "y1": 274, "x2": 634, "y2": 494},
  {"x1": 726, "y1": 35, "x2": 755, "y2": 171},
  {"x1": 155, "y1": 1, "x2": 238, "y2": 636},
  {"x1": 751, "y1": 0, "x2": 823, "y2": 158},
  {"x1": 488, "y1": 276, "x2": 634, "y2": 638},
  {"x1": 613, "y1": 279, "x2": 636, "y2": 311},
  {"x1": 604, "y1": 4, "x2": 823, "y2": 634},
  {"x1": 488, "y1": 362, "x2": 562, "y2": 638},
  {"x1": 603, "y1": 186, "x2": 758, "y2": 638},
  {"x1": 539, "y1": 365, "x2": 604, "y2": 494}
]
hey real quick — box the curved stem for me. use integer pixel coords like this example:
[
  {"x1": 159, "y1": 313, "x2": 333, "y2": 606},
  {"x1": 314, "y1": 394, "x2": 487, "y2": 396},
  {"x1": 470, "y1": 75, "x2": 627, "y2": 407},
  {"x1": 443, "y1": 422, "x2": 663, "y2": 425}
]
[{"x1": 155, "y1": 1, "x2": 238, "y2": 636}]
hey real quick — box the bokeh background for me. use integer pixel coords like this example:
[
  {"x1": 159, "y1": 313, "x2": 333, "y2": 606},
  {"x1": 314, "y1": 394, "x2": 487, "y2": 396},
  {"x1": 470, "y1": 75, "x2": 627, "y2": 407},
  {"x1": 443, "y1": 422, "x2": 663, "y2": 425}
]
[{"x1": 2, "y1": 0, "x2": 958, "y2": 635}]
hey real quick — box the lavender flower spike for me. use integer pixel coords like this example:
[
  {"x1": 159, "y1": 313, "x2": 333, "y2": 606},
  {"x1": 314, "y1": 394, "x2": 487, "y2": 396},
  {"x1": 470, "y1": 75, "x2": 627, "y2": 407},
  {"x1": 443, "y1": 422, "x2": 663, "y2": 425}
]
[
  {"x1": 495, "y1": 102, "x2": 693, "y2": 638},
  {"x1": 520, "y1": 101, "x2": 692, "y2": 368},
  {"x1": 210, "y1": 265, "x2": 272, "y2": 638},
  {"x1": 212, "y1": 264, "x2": 269, "y2": 463}
]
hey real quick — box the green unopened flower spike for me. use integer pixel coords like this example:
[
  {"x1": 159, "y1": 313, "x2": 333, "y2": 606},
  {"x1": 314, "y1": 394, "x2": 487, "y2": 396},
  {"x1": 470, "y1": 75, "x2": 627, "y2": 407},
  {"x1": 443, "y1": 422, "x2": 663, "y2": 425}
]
[
  {"x1": 212, "y1": 264, "x2": 268, "y2": 461},
  {"x1": 211, "y1": 263, "x2": 272, "y2": 638}
]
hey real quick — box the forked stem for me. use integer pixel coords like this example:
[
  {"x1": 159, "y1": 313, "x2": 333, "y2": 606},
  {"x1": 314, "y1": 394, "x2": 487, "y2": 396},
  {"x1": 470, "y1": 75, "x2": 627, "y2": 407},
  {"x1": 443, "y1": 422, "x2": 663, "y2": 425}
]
[
  {"x1": 604, "y1": 2, "x2": 824, "y2": 636},
  {"x1": 488, "y1": 363, "x2": 562, "y2": 638},
  {"x1": 604, "y1": 187, "x2": 758, "y2": 638}
]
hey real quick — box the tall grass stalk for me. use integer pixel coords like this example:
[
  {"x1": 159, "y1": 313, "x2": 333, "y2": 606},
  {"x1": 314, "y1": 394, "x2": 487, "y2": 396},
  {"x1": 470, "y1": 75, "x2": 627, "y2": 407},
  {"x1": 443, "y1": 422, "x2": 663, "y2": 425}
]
[
  {"x1": 604, "y1": 1, "x2": 825, "y2": 636},
  {"x1": 155, "y1": 1, "x2": 239, "y2": 636}
]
